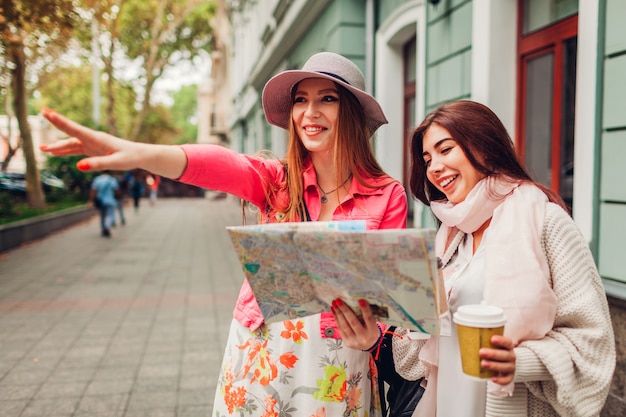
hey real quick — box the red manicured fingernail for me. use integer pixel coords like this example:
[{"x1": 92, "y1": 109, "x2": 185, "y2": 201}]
[
  {"x1": 335, "y1": 299, "x2": 343, "y2": 307},
  {"x1": 76, "y1": 161, "x2": 90, "y2": 171},
  {"x1": 359, "y1": 299, "x2": 367, "y2": 307}
]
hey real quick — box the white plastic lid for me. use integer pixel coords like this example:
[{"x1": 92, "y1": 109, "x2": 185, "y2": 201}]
[{"x1": 453, "y1": 304, "x2": 506, "y2": 328}]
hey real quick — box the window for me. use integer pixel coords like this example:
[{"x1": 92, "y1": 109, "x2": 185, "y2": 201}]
[
  {"x1": 517, "y1": 0, "x2": 578, "y2": 211},
  {"x1": 403, "y1": 37, "x2": 417, "y2": 217}
]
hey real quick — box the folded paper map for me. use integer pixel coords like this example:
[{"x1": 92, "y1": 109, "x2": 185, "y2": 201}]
[{"x1": 227, "y1": 221, "x2": 450, "y2": 335}]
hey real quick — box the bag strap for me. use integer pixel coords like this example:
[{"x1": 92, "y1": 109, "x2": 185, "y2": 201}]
[
  {"x1": 377, "y1": 325, "x2": 396, "y2": 417},
  {"x1": 300, "y1": 199, "x2": 311, "y2": 222},
  {"x1": 439, "y1": 228, "x2": 465, "y2": 269}
]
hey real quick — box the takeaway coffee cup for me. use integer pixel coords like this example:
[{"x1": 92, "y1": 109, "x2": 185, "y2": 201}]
[{"x1": 453, "y1": 304, "x2": 506, "y2": 379}]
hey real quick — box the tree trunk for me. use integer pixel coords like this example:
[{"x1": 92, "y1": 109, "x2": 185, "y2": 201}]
[
  {"x1": 104, "y1": 53, "x2": 117, "y2": 135},
  {"x1": 128, "y1": 74, "x2": 158, "y2": 142},
  {"x1": 1, "y1": 94, "x2": 20, "y2": 171},
  {"x1": 103, "y1": 13, "x2": 118, "y2": 135},
  {"x1": 1, "y1": 138, "x2": 19, "y2": 171},
  {"x1": 127, "y1": 0, "x2": 166, "y2": 142},
  {"x1": 11, "y1": 40, "x2": 46, "y2": 208}
]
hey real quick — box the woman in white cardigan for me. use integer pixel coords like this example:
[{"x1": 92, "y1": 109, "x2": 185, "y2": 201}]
[{"x1": 331, "y1": 100, "x2": 616, "y2": 416}]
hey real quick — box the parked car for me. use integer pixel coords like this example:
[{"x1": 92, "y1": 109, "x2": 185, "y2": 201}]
[{"x1": 0, "y1": 170, "x2": 66, "y2": 193}]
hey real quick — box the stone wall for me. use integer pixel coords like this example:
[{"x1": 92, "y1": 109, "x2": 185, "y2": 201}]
[
  {"x1": 604, "y1": 296, "x2": 626, "y2": 416},
  {"x1": 0, "y1": 205, "x2": 94, "y2": 253}
]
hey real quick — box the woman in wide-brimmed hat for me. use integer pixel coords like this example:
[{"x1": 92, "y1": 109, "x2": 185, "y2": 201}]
[{"x1": 41, "y1": 52, "x2": 408, "y2": 416}]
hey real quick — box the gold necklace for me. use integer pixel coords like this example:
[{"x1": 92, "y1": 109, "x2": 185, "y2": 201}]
[{"x1": 317, "y1": 175, "x2": 352, "y2": 204}]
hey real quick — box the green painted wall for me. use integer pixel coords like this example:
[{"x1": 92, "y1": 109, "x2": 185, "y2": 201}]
[
  {"x1": 288, "y1": 0, "x2": 367, "y2": 72},
  {"x1": 605, "y1": 0, "x2": 626, "y2": 54},
  {"x1": 419, "y1": 0, "x2": 472, "y2": 226},
  {"x1": 598, "y1": 0, "x2": 626, "y2": 283},
  {"x1": 378, "y1": 0, "x2": 413, "y2": 23},
  {"x1": 424, "y1": 0, "x2": 472, "y2": 112}
]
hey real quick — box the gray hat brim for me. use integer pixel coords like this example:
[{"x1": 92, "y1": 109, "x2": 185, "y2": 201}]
[{"x1": 261, "y1": 70, "x2": 388, "y2": 134}]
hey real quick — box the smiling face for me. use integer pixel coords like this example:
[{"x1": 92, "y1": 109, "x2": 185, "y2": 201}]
[
  {"x1": 291, "y1": 78, "x2": 340, "y2": 156},
  {"x1": 422, "y1": 123, "x2": 486, "y2": 204}
]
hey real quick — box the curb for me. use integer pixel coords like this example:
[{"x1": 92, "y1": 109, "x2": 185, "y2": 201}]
[{"x1": 0, "y1": 205, "x2": 96, "y2": 253}]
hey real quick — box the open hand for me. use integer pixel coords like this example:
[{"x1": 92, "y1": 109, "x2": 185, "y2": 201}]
[
  {"x1": 40, "y1": 108, "x2": 144, "y2": 172},
  {"x1": 331, "y1": 298, "x2": 381, "y2": 351}
]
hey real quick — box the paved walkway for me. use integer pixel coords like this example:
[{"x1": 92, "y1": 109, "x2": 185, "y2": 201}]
[{"x1": 0, "y1": 197, "x2": 253, "y2": 417}]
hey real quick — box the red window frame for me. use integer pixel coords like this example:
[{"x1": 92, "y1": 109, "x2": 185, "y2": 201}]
[{"x1": 516, "y1": 7, "x2": 577, "y2": 192}]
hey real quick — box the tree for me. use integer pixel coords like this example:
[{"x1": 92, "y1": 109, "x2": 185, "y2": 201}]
[
  {"x1": 0, "y1": 46, "x2": 17, "y2": 171},
  {"x1": 0, "y1": 0, "x2": 78, "y2": 207},
  {"x1": 45, "y1": 154, "x2": 96, "y2": 197},
  {"x1": 118, "y1": 0, "x2": 215, "y2": 141},
  {"x1": 35, "y1": 63, "x2": 138, "y2": 136},
  {"x1": 77, "y1": 0, "x2": 126, "y2": 134},
  {"x1": 170, "y1": 84, "x2": 198, "y2": 144},
  {"x1": 141, "y1": 104, "x2": 180, "y2": 145},
  {"x1": 39, "y1": 0, "x2": 215, "y2": 144},
  {"x1": 0, "y1": 83, "x2": 20, "y2": 171}
]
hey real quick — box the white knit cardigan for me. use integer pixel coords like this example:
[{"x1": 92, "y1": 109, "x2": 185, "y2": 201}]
[{"x1": 393, "y1": 203, "x2": 616, "y2": 417}]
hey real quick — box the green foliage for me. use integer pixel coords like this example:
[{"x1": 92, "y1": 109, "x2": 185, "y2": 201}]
[
  {"x1": 34, "y1": 66, "x2": 94, "y2": 124},
  {"x1": 0, "y1": 0, "x2": 78, "y2": 26},
  {"x1": 0, "y1": 0, "x2": 80, "y2": 94},
  {"x1": 0, "y1": 154, "x2": 89, "y2": 222},
  {"x1": 119, "y1": 0, "x2": 215, "y2": 61},
  {"x1": 45, "y1": 154, "x2": 96, "y2": 198},
  {"x1": 0, "y1": 192, "x2": 18, "y2": 219},
  {"x1": 33, "y1": 64, "x2": 138, "y2": 135},
  {"x1": 140, "y1": 105, "x2": 180, "y2": 144},
  {"x1": 0, "y1": 193, "x2": 85, "y2": 225},
  {"x1": 0, "y1": 86, "x2": 7, "y2": 114},
  {"x1": 110, "y1": 82, "x2": 139, "y2": 137},
  {"x1": 170, "y1": 84, "x2": 198, "y2": 144},
  {"x1": 1, "y1": 0, "x2": 84, "y2": 208},
  {"x1": 176, "y1": 117, "x2": 198, "y2": 145}
]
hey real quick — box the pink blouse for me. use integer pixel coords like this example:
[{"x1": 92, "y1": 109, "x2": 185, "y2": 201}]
[{"x1": 177, "y1": 144, "x2": 408, "y2": 330}]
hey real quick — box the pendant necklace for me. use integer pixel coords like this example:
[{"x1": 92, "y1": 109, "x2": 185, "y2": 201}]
[{"x1": 317, "y1": 175, "x2": 352, "y2": 204}]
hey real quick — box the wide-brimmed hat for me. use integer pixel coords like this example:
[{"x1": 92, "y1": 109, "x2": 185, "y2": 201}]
[{"x1": 262, "y1": 52, "x2": 388, "y2": 134}]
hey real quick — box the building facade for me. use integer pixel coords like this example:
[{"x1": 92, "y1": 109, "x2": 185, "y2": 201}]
[{"x1": 202, "y1": 1, "x2": 626, "y2": 414}]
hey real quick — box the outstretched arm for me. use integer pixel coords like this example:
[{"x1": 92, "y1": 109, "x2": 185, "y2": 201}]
[{"x1": 40, "y1": 108, "x2": 187, "y2": 179}]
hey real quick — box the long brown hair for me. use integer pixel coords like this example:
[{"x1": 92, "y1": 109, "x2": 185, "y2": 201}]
[
  {"x1": 410, "y1": 100, "x2": 567, "y2": 211},
  {"x1": 271, "y1": 81, "x2": 394, "y2": 222}
]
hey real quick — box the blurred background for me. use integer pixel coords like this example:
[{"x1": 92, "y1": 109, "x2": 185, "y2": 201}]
[{"x1": 1, "y1": 1, "x2": 626, "y2": 415}]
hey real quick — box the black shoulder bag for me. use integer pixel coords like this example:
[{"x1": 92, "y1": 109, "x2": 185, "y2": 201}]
[
  {"x1": 299, "y1": 199, "x2": 311, "y2": 222},
  {"x1": 375, "y1": 326, "x2": 425, "y2": 417}
]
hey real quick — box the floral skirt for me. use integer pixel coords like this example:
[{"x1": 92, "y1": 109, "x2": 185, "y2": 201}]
[{"x1": 212, "y1": 315, "x2": 382, "y2": 417}]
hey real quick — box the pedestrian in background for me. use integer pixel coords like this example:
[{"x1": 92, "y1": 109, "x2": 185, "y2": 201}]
[
  {"x1": 90, "y1": 170, "x2": 120, "y2": 237},
  {"x1": 112, "y1": 172, "x2": 127, "y2": 226},
  {"x1": 40, "y1": 51, "x2": 409, "y2": 417},
  {"x1": 129, "y1": 170, "x2": 145, "y2": 213},
  {"x1": 146, "y1": 174, "x2": 160, "y2": 206}
]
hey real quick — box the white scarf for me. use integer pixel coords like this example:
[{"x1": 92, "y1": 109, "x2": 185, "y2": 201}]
[{"x1": 413, "y1": 177, "x2": 557, "y2": 416}]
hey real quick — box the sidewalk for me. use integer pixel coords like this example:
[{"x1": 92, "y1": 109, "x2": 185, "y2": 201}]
[{"x1": 0, "y1": 197, "x2": 251, "y2": 417}]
